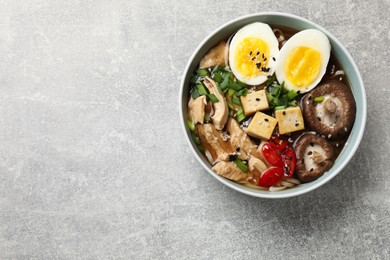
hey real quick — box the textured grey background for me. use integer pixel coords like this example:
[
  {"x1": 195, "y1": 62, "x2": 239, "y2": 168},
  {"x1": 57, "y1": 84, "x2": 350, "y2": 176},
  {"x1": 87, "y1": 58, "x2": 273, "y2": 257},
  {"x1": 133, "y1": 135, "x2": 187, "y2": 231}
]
[{"x1": 0, "y1": 0, "x2": 389, "y2": 259}]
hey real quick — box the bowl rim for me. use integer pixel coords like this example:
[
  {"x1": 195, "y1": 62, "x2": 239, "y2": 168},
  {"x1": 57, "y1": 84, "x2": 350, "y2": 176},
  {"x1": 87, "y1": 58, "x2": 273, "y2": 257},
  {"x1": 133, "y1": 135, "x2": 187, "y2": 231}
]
[{"x1": 179, "y1": 12, "x2": 367, "y2": 199}]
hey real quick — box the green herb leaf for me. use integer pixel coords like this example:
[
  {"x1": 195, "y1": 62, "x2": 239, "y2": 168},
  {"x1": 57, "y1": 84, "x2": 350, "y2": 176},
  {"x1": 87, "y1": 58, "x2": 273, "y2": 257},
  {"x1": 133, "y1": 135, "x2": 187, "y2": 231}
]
[
  {"x1": 196, "y1": 69, "x2": 209, "y2": 77},
  {"x1": 196, "y1": 83, "x2": 208, "y2": 95},
  {"x1": 232, "y1": 96, "x2": 242, "y2": 106},
  {"x1": 208, "y1": 94, "x2": 219, "y2": 103}
]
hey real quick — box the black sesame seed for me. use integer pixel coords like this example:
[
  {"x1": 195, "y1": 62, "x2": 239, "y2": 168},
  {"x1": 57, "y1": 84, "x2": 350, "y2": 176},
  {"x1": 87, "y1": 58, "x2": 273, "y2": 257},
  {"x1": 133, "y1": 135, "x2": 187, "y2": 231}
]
[
  {"x1": 256, "y1": 62, "x2": 261, "y2": 69},
  {"x1": 250, "y1": 51, "x2": 252, "y2": 55},
  {"x1": 263, "y1": 58, "x2": 267, "y2": 61},
  {"x1": 310, "y1": 142, "x2": 314, "y2": 147},
  {"x1": 262, "y1": 53, "x2": 265, "y2": 58},
  {"x1": 251, "y1": 57, "x2": 255, "y2": 60},
  {"x1": 295, "y1": 123, "x2": 299, "y2": 127},
  {"x1": 272, "y1": 57, "x2": 276, "y2": 61},
  {"x1": 236, "y1": 147, "x2": 240, "y2": 152},
  {"x1": 283, "y1": 111, "x2": 286, "y2": 115},
  {"x1": 264, "y1": 118, "x2": 269, "y2": 122},
  {"x1": 307, "y1": 151, "x2": 312, "y2": 155},
  {"x1": 256, "y1": 98, "x2": 260, "y2": 101},
  {"x1": 317, "y1": 117, "x2": 321, "y2": 121},
  {"x1": 310, "y1": 168, "x2": 313, "y2": 172},
  {"x1": 308, "y1": 96, "x2": 312, "y2": 100},
  {"x1": 256, "y1": 51, "x2": 260, "y2": 55},
  {"x1": 229, "y1": 154, "x2": 237, "y2": 161}
]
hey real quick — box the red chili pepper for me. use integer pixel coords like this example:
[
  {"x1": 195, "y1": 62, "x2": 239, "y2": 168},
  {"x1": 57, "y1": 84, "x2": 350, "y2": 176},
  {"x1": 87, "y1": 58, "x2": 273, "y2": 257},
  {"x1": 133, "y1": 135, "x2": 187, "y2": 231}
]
[
  {"x1": 269, "y1": 135, "x2": 288, "y2": 152},
  {"x1": 262, "y1": 143, "x2": 284, "y2": 167},
  {"x1": 281, "y1": 148, "x2": 297, "y2": 177},
  {"x1": 258, "y1": 167, "x2": 284, "y2": 187}
]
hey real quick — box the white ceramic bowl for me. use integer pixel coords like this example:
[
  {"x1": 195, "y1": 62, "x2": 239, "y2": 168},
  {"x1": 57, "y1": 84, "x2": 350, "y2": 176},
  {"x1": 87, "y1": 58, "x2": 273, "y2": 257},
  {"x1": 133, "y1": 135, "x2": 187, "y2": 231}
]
[{"x1": 179, "y1": 12, "x2": 367, "y2": 198}]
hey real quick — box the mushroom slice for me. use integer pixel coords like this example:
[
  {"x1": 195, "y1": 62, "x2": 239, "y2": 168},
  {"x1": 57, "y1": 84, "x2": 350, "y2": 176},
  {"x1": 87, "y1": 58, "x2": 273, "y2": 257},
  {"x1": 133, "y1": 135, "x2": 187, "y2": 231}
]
[
  {"x1": 226, "y1": 118, "x2": 259, "y2": 160},
  {"x1": 196, "y1": 124, "x2": 235, "y2": 162},
  {"x1": 294, "y1": 134, "x2": 335, "y2": 183},
  {"x1": 188, "y1": 96, "x2": 206, "y2": 124},
  {"x1": 212, "y1": 161, "x2": 248, "y2": 182},
  {"x1": 302, "y1": 81, "x2": 356, "y2": 139},
  {"x1": 199, "y1": 41, "x2": 228, "y2": 69},
  {"x1": 202, "y1": 77, "x2": 228, "y2": 130}
]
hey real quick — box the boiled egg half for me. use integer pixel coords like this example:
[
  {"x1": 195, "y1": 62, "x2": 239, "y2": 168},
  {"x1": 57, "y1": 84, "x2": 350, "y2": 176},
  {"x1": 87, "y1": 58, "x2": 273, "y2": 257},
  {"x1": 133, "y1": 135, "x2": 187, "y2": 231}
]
[
  {"x1": 229, "y1": 22, "x2": 279, "y2": 85},
  {"x1": 275, "y1": 29, "x2": 331, "y2": 93}
]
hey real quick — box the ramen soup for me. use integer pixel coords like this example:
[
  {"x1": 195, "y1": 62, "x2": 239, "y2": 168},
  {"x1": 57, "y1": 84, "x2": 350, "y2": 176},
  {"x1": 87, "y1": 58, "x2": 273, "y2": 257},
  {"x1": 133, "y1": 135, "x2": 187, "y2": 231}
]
[{"x1": 187, "y1": 22, "x2": 356, "y2": 191}]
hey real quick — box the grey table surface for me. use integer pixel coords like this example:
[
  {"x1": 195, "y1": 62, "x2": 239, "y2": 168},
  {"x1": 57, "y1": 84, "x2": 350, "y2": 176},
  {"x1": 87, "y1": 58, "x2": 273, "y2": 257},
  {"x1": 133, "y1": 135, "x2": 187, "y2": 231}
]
[{"x1": 0, "y1": 0, "x2": 389, "y2": 259}]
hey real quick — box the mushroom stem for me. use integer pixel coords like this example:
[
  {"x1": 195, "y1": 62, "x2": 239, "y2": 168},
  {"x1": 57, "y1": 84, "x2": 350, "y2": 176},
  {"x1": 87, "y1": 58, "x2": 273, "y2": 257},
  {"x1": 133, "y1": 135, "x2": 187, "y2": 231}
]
[
  {"x1": 312, "y1": 151, "x2": 324, "y2": 164},
  {"x1": 324, "y1": 98, "x2": 337, "y2": 114}
]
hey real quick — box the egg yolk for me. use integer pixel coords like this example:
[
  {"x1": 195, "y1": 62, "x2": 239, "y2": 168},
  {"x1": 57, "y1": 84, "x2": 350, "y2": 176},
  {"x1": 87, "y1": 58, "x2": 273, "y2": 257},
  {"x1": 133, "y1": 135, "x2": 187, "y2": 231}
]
[
  {"x1": 234, "y1": 38, "x2": 269, "y2": 77},
  {"x1": 284, "y1": 46, "x2": 321, "y2": 88}
]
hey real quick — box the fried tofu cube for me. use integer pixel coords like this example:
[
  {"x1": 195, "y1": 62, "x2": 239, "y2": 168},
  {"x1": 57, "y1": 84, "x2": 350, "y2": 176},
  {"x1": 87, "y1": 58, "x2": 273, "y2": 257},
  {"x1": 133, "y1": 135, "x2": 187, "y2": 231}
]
[
  {"x1": 275, "y1": 107, "x2": 305, "y2": 134},
  {"x1": 240, "y1": 90, "x2": 269, "y2": 116},
  {"x1": 246, "y1": 112, "x2": 277, "y2": 140}
]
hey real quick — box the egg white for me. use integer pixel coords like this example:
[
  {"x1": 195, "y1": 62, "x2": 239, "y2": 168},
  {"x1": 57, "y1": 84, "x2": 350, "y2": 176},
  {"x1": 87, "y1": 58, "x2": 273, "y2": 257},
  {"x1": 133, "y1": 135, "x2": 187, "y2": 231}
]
[
  {"x1": 229, "y1": 22, "x2": 279, "y2": 85},
  {"x1": 275, "y1": 29, "x2": 331, "y2": 93}
]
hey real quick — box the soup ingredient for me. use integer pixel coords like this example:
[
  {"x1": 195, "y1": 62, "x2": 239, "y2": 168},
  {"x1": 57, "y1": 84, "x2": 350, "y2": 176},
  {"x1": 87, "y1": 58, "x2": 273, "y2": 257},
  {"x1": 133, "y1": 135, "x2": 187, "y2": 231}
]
[
  {"x1": 269, "y1": 135, "x2": 288, "y2": 152},
  {"x1": 229, "y1": 22, "x2": 279, "y2": 85},
  {"x1": 266, "y1": 81, "x2": 298, "y2": 110},
  {"x1": 281, "y1": 148, "x2": 297, "y2": 177},
  {"x1": 294, "y1": 134, "x2": 335, "y2": 182},
  {"x1": 302, "y1": 81, "x2": 356, "y2": 139},
  {"x1": 261, "y1": 143, "x2": 283, "y2": 167},
  {"x1": 202, "y1": 77, "x2": 228, "y2": 130},
  {"x1": 275, "y1": 29, "x2": 331, "y2": 93},
  {"x1": 199, "y1": 41, "x2": 228, "y2": 69},
  {"x1": 258, "y1": 167, "x2": 284, "y2": 187},
  {"x1": 212, "y1": 161, "x2": 248, "y2": 182},
  {"x1": 246, "y1": 112, "x2": 278, "y2": 140},
  {"x1": 274, "y1": 106, "x2": 305, "y2": 134},
  {"x1": 197, "y1": 124, "x2": 235, "y2": 162},
  {"x1": 226, "y1": 118, "x2": 260, "y2": 160},
  {"x1": 248, "y1": 156, "x2": 268, "y2": 174},
  {"x1": 240, "y1": 89, "x2": 269, "y2": 116},
  {"x1": 233, "y1": 158, "x2": 248, "y2": 173},
  {"x1": 188, "y1": 96, "x2": 206, "y2": 124}
]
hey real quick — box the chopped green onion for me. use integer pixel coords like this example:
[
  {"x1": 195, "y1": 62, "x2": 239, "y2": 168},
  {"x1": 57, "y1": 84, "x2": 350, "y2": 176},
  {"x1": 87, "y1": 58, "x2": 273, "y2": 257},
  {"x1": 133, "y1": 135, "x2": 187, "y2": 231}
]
[
  {"x1": 196, "y1": 69, "x2": 209, "y2": 77},
  {"x1": 220, "y1": 73, "x2": 230, "y2": 89},
  {"x1": 187, "y1": 120, "x2": 195, "y2": 132},
  {"x1": 275, "y1": 105, "x2": 286, "y2": 110},
  {"x1": 230, "y1": 80, "x2": 246, "y2": 91},
  {"x1": 269, "y1": 84, "x2": 281, "y2": 97},
  {"x1": 234, "y1": 158, "x2": 248, "y2": 173},
  {"x1": 289, "y1": 100, "x2": 298, "y2": 107},
  {"x1": 191, "y1": 131, "x2": 200, "y2": 145},
  {"x1": 196, "y1": 83, "x2": 208, "y2": 95},
  {"x1": 265, "y1": 73, "x2": 276, "y2": 86},
  {"x1": 208, "y1": 94, "x2": 219, "y2": 103},
  {"x1": 191, "y1": 88, "x2": 201, "y2": 99},
  {"x1": 236, "y1": 108, "x2": 244, "y2": 116},
  {"x1": 278, "y1": 96, "x2": 288, "y2": 107},
  {"x1": 227, "y1": 102, "x2": 235, "y2": 110},
  {"x1": 236, "y1": 88, "x2": 248, "y2": 97},
  {"x1": 190, "y1": 75, "x2": 199, "y2": 85},
  {"x1": 204, "y1": 113, "x2": 210, "y2": 123},
  {"x1": 212, "y1": 72, "x2": 224, "y2": 83},
  {"x1": 237, "y1": 114, "x2": 246, "y2": 123},
  {"x1": 232, "y1": 96, "x2": 242, "y2": 106},
  {"x1": 197, "y1": 144, "x2": 205, "y2": 153},
  {"x1": 228, "y1": 88, "x2": 235, "y2": 97},
  {"x1": 286, "y1": 90, "x2": 298, "y2": 100},
  {"x1": 314, "y1": 96, "x2": 325, "y2": 102}
]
